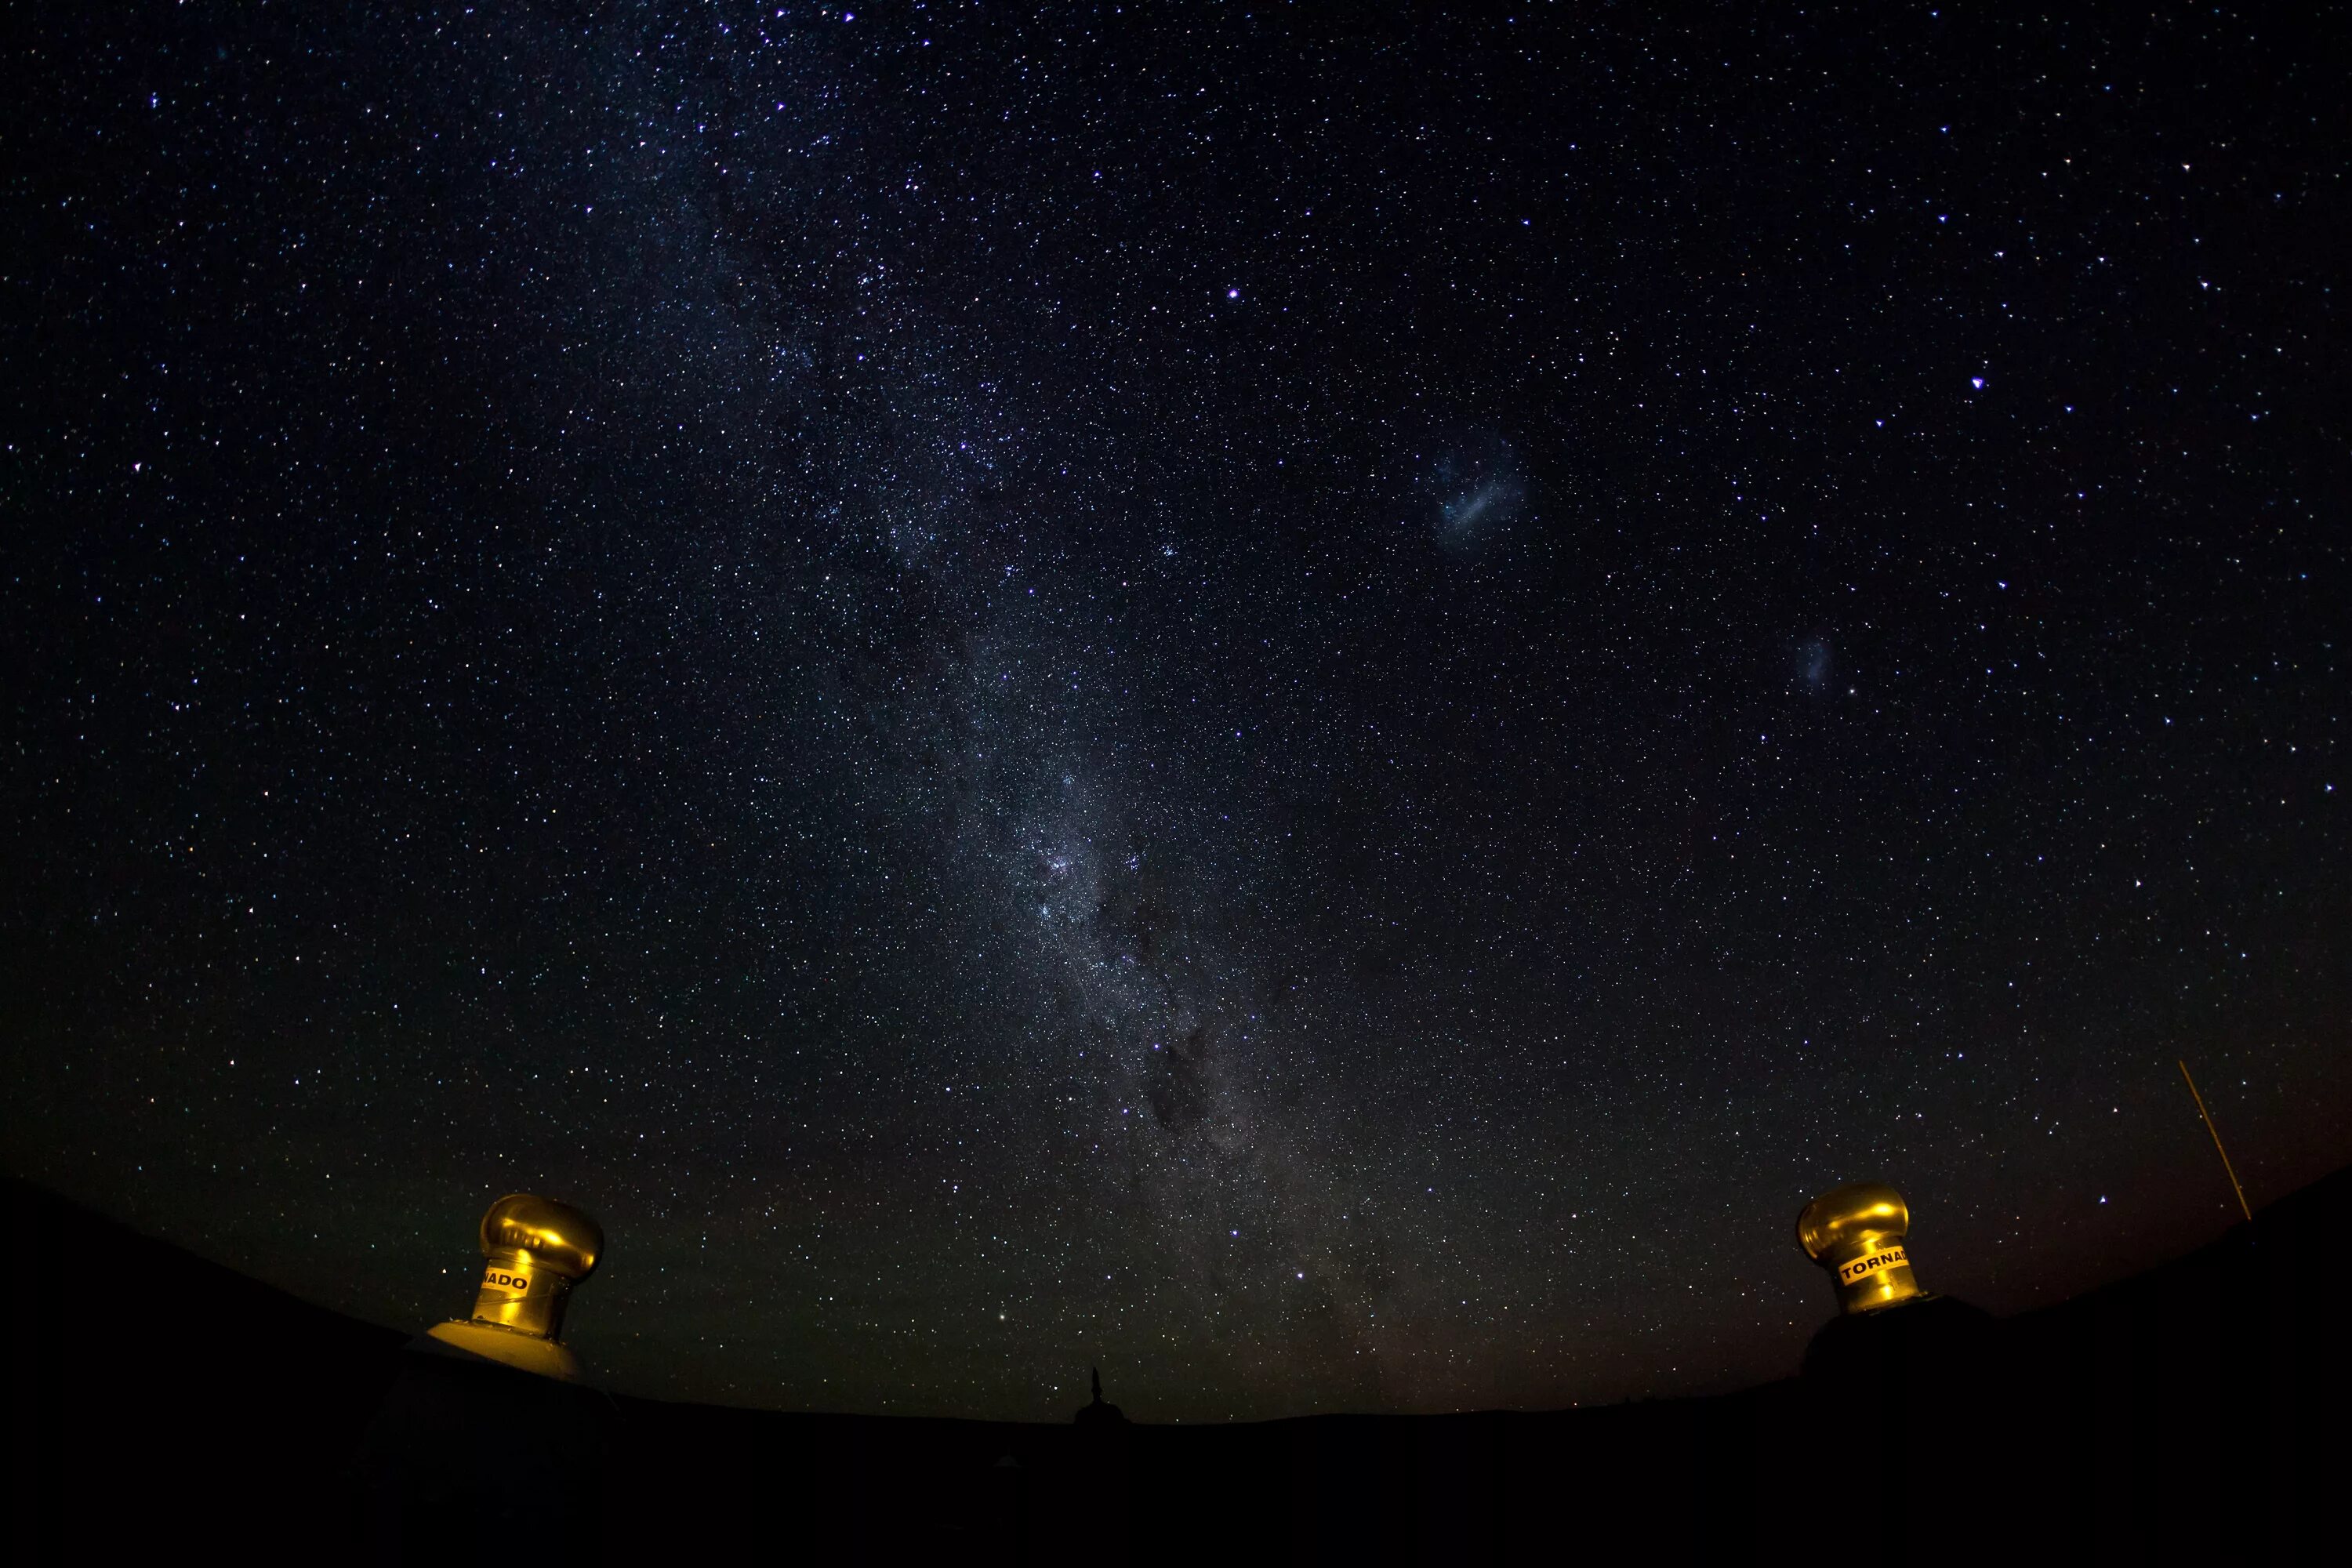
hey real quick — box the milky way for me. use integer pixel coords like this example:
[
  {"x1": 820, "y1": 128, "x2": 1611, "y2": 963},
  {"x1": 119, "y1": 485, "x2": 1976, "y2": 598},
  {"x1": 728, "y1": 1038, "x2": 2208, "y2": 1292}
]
[{"x1": 5, "y1": 5, "x2": 2347, "y2": 1420}]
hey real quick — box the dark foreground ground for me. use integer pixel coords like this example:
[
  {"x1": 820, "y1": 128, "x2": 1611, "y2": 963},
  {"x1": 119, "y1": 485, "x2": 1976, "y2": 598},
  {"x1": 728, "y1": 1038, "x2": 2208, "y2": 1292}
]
[{"x1": 5, "y1": 1169, "x2": 2344, "y2": 1563}]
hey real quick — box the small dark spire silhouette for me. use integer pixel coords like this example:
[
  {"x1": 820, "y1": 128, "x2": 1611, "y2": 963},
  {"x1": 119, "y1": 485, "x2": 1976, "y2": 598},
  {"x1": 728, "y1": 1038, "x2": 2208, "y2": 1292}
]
[{"x1": 1073, "y1": 1363, "x2": 1127, "y2": 1426}]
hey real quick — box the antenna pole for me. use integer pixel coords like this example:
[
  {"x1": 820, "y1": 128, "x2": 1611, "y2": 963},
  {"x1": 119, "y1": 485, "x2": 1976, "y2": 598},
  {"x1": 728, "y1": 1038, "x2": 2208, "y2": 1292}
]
[{"x1": 2177, "y1": 1058, "x2": 2253, "y2": 1224}]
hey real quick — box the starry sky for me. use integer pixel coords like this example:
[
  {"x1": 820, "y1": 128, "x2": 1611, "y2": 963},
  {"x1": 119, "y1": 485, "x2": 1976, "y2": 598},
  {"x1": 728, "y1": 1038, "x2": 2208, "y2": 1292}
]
[{"x1": 5, "y1": 4, "x2": 2348, "y2": 1421}]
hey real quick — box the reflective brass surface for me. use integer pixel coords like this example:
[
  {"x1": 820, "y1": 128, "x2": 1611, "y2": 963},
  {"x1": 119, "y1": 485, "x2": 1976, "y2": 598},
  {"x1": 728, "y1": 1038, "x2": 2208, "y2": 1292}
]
[
  {"x1": 1797, "y1": 1181, "x2": 1925, "y2": 1313},
  {"x1": 437, "y1": 1193, "x2": 604, "y2": 1373},
  {"x1": 426, "y1": 1318, "x2": 586, "y2": 1381},
  {"x1": 477, "y1": 1192, "x2": 604, "y2": 1279}
]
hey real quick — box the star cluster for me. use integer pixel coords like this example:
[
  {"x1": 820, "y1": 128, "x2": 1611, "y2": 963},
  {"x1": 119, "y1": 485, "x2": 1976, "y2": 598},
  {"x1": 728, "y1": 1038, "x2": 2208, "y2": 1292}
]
[{"x1": 3, "y1": 4, "x2": 2346, "y2": 1421}]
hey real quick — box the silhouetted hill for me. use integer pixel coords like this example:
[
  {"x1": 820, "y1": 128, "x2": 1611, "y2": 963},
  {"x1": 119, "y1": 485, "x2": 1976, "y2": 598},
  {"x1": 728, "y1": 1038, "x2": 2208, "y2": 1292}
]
[
  {"x1": 6, "y1": 1167, "x2": 2343, "y2": 1561},
  {"x1": 3, "y1": 1178, "x2": 407, "y2": 1556}
]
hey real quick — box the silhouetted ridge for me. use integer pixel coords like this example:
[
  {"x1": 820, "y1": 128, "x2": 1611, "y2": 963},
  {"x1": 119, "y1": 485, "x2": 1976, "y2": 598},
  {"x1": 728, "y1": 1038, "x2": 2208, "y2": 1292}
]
[{"x1": 5, "y1": 1165, "x2": 2343, "y2": 1562}]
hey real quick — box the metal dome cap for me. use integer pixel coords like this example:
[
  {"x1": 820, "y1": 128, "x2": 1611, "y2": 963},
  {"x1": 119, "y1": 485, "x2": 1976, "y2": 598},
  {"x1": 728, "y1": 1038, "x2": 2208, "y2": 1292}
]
[
  {"x1": 1796, "y1": 1181, "x2": 1924, "y2": 1314},
  {"x1": 423, "y1": 1192, "x2": 608, "y2": 1377},
  {"x1": 478, "y1": 1192, "x2": 604, "y2": 1281}
]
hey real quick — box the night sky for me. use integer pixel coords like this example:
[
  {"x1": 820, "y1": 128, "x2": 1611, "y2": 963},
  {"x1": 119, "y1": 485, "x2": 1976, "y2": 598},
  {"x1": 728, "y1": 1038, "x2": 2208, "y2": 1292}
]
[{"x1": 5, "y1": 4, "x2": 2348, "y2": 1422}]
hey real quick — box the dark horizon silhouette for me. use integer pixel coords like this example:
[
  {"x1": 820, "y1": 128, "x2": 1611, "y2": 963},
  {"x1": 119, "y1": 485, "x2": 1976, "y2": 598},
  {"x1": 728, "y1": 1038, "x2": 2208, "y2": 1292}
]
[{"x1": 5, "y1": 1159, "x2": 2340, "y2": 1559}]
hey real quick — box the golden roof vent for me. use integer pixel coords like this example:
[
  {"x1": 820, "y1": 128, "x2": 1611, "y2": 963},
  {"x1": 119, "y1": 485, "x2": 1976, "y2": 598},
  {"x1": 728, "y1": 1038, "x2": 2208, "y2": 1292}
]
[
  {"x1": 1796, "y1": 1181, "x2": 1924, "y2": 1315},
  {"x1": 425, "y1": 1193, "x2": 605, "y2": 1380}
]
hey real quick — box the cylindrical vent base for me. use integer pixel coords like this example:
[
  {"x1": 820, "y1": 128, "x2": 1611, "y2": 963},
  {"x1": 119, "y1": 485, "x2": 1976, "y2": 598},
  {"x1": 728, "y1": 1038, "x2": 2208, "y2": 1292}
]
[
  {"x1": 1829, "y1": 1240, "x2": 1922, "y2": 1313},
  {"x1": 471, "y1": 1245, "x2": 574, "y2": 1338}
]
